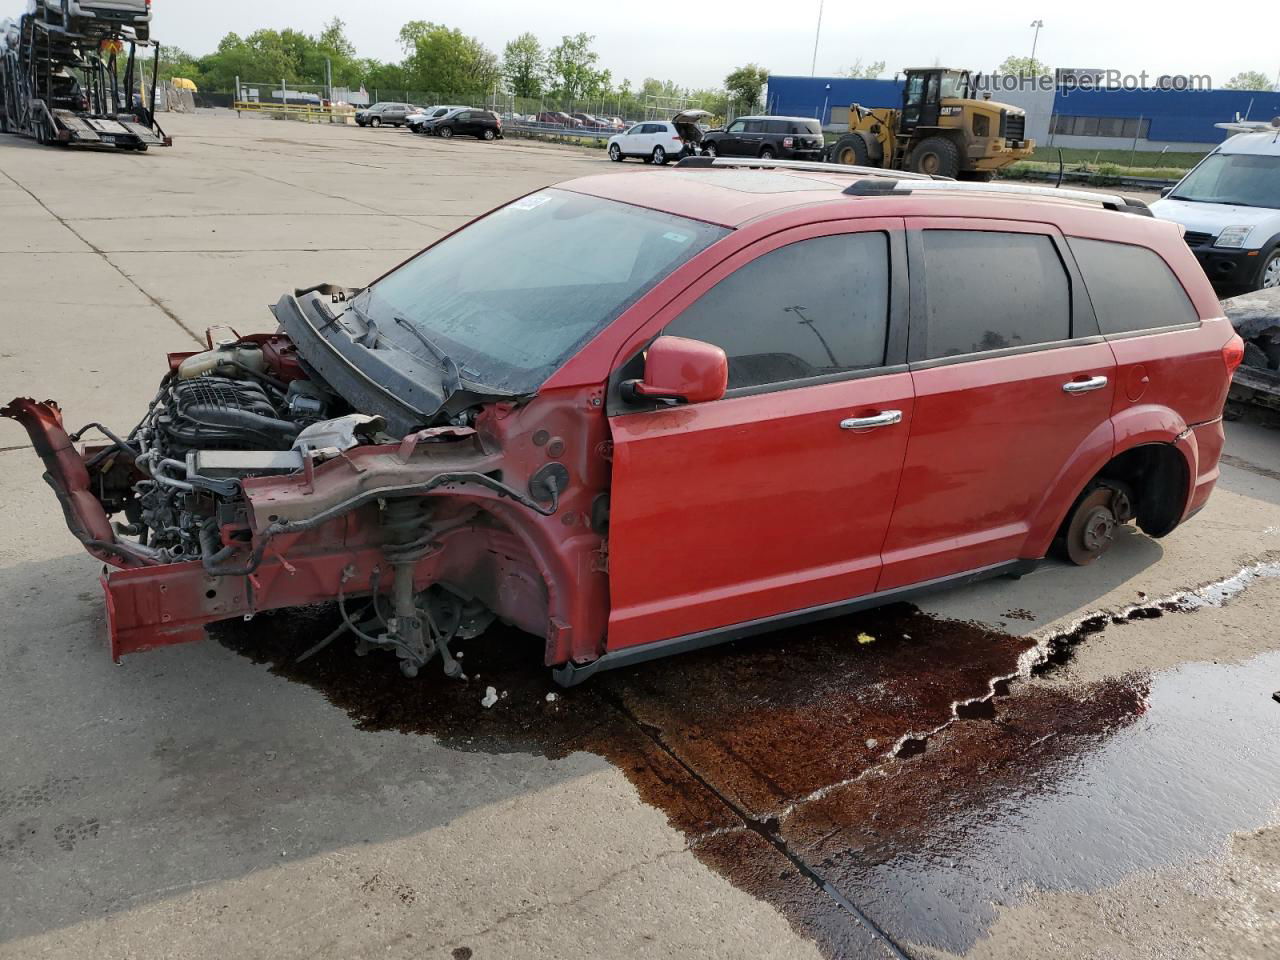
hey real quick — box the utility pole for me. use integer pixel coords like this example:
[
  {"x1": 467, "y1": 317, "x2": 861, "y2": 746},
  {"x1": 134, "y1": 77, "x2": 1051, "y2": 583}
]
[
  {"x1": 810, "y1": 0, "x2": 824, "y2": 77},
  {"x1": 1029, "y1": 19, "x2": 1044, "y2": 68}
]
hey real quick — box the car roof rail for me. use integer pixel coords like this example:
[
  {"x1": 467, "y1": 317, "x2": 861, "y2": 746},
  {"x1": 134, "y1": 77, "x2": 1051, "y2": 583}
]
[
  {"x1": 842, "y1": 178, "x2": 1153, "y2": 216},
  {"x1": 673, "y1": 156, "x2": 937, "y2": 181}
]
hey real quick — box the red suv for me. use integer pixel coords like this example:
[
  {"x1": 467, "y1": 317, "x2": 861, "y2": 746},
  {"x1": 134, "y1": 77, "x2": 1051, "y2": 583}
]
[{"x1": 4, "y1": 160, "x2": 1243, "y2": 685}]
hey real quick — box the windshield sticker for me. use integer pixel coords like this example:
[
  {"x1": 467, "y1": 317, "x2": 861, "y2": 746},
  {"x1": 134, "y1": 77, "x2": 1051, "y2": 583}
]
[
  {"x1": 662, "y1": 231, "x2": 690, "y2": 244},
  {"x1": 511, "y1": 194, "x2": 553, "y2": 211}
]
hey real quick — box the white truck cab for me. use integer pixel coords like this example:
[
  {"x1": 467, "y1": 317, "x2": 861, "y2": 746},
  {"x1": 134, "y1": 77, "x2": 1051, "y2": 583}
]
[{"x1": 1150, "y1": 119, "x2": 1280, "y2": 291}]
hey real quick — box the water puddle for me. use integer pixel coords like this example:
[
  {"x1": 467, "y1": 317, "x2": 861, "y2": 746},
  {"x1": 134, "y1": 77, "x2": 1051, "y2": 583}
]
[{"x1": 214, "y1": 560, "x2": 1280, "y2": 957}]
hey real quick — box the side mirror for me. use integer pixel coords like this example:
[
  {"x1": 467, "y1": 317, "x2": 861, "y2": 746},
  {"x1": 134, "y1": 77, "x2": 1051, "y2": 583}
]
[
  {"x1": 625, "y1": 336, "x2": 728, "y2": 406},
  {"x1": 1159, "y1": 187, "x2": 1173, "y2": 198}
]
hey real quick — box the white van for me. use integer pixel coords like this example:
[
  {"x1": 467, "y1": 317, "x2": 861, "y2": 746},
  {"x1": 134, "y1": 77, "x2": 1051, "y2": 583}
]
[{"x1": 1150, "y1": 119, "x2": 1280, "y2": 291}]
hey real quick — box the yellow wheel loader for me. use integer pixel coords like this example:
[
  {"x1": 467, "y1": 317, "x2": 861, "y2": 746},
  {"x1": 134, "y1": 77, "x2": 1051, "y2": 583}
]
[{"x1": 825, "y1": 68, "x2": 1034, "y2": 180}]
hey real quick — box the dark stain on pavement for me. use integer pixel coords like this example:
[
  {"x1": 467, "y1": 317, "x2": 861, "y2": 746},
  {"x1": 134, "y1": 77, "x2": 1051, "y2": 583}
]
[{"x1": 215, "y1": 597, "x2": 1280, "y2": 958}]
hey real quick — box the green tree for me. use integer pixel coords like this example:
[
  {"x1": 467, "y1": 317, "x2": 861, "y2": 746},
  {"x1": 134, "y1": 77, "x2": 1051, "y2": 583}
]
[
  {"x1": 546, "y1": 33, "x2": 609, "y2": 100},
  {"x1": 840, "y1": 59, "x2": 885, "y2": 79},
  {"x1": 724, "y1": 63, "x2": 769, "y2": 112},
  {"x1": 400, "y1": 22, "x2": 499, "y2": 98},
  {"x1": 502, "y1": 32, "x2": 545, "y2": 98},
  {"x1": 197, "y1": 31, "x2": 300, "y2": 91},
  {"x1": 1223, "y1": 70, "x2": 1274, "y2": 91},
  {"x1": 997, "y1": 55, "x2": 1051, "y2": 77}
]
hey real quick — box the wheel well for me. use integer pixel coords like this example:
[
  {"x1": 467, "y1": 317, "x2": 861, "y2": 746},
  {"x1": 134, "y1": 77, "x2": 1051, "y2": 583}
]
[{"x1": 1093, "y1": 444, "x2": 1189, "y2": 538}]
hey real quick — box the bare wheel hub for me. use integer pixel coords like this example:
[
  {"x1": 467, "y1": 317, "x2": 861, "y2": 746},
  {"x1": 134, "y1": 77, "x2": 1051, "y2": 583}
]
[{"x1": 1064, "y1": 487, "x2": 1121, "y2": 565}]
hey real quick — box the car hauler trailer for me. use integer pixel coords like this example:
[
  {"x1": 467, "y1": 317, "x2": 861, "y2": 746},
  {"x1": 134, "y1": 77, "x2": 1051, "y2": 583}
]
[{"x1": 0, "y1": 5, "x2": 169, "y2": 150}]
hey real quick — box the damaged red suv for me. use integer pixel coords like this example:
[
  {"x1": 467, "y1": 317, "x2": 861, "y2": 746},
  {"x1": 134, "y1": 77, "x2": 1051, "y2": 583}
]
[{"x1": 5, "y1": 161, "x2": 1243, "y2": 684}]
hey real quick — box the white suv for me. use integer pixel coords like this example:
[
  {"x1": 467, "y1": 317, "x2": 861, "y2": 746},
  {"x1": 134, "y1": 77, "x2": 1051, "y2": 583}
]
[
  {"x1": 607, "y1": 121, "x2": 688, "y2": 165},
  {"x1": 1151, "y1": 119, "x2": 1280, "y2": 291}
]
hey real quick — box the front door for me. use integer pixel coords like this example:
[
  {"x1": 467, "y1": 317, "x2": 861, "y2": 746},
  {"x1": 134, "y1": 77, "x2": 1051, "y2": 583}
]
[
  {"x1": 718, "y1": 119, "x2": 745, "y2": 154},
  {"x1": 878, "y1": 219, "x2": 1117, "y2": 590},
  {"x1": 606, "y1": 220, "x2": 913, "y2": 650}
]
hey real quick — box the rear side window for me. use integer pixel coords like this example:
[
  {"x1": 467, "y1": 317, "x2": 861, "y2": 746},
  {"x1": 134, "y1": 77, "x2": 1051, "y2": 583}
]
[
  {"x1": 665, "y1": 233, "x2": 891, "y2": 390},
  {"x1": 764, "y1": 120, "x2": 786, "y2": 133},
  {"x1": 918, "y1": 230, "x2": 1070, "y2": 360},
  {"x1": 1067, "y1": 237, "x2": 1200, "y2": 334},
  {"x1": 744, "y1": 120, "x2": 765, "y2": 133}
]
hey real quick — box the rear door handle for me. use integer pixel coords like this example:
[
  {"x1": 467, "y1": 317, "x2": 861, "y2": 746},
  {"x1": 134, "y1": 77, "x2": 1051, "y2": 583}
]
[
  {"x1": 840, "y1": 410, "x2": 903, "y2": 431},
  {"x1": 1063, "y1": 375, "x2": 1109, "y2": 394}
]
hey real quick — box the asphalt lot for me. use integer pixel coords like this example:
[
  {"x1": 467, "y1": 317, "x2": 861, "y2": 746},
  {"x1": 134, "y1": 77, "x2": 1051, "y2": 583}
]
[{"x1": 1, "y1": 112, "x2": 1279, "y2": 960}]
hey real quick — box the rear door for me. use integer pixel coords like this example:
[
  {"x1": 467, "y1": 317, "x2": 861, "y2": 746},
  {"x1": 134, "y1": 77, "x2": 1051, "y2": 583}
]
[
  {"x1": 607, "y1": 220, "x2": 913, "y2": 649},
  {"x1": 878, "y1": 219, "x2": 1116, "y2": 589}
]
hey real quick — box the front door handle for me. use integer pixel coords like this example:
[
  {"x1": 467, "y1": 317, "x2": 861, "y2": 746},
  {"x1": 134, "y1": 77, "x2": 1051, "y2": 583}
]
[
  {"x1": 840, "y1": 410, "x2": 903, "y2": 431},
  {"x1": 1063, "y1": 375, "x2": 1109, "y2": 394}
]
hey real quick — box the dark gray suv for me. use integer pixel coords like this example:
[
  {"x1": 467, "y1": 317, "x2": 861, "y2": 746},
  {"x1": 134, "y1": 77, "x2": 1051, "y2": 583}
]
[
  {"x1": 356, "y1": 102, "x2": 413, "y2": 127},
  {"x1": 701, "y1": 116, "x2": 825, "y2": 160}
]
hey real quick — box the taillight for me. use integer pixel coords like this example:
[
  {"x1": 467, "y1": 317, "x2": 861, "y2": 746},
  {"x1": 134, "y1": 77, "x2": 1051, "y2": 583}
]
[
  {"x1": 783, "y1": 136, "x2": 794, "y2": 148},
  {"x1": 1223, "y1": 334, "x2": 1245, "y2": 376},
  {"x1": 672, "y1": 136, "x2": 682, "y2": 143}
]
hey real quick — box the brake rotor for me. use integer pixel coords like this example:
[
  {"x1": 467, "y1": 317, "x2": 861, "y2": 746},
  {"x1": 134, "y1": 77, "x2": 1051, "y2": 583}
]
[{"x1": 1065, "y1": 488, "x2": 1118, "y2": 566}]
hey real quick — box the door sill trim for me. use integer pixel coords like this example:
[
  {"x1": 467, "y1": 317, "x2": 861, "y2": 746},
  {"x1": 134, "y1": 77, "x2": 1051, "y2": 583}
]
[{"x1": 553, "y1": 557, "x2": 1041, "y2": 686}]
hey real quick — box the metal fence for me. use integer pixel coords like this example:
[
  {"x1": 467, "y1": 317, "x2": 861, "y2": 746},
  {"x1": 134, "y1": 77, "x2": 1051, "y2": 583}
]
[{"x1": 227, "y1": 80, "x2": 718, "y2": 143}]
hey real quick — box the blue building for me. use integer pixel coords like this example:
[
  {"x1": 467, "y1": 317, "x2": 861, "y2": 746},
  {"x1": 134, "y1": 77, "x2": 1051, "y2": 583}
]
[{"x1": 765, "y1": 73, "x2": 1280, "y2": 152}]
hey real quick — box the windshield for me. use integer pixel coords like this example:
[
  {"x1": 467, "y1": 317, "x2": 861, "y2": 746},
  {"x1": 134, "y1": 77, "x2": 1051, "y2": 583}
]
[
  {"x1": 354, "y1": 189, "x2": 729, "y2": 394},
  {"x1": 1171, "y1": 152, "x2": 1280, "y2": 208}
]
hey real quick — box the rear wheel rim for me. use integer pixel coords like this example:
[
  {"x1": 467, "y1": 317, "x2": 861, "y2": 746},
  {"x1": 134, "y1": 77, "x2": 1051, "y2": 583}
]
[
  {"x1": 761, "y1": 148, "x2": 774, "y2": 159},
  {"x1": 1264, "y1": 254, "x2": 1280, "y2": 289},
  {"x1": 653, "y1": 147, "x2": 664, "y2": 163},
  {"x1": 484, "y1": 129, "x2": 495, "y2": 140}
]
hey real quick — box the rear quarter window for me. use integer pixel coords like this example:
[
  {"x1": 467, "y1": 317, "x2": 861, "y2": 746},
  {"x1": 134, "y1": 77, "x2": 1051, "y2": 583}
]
[{"x1": 1067, "y1": 237, "x2": 1200, "y2": 334}]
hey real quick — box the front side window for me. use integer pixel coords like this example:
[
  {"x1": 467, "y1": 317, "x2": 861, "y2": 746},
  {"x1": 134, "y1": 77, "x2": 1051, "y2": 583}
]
[
  {"x1": 727, "y1": 120, "x2": 745, "y2": 133},
  {"x1": 918, "y1": 231, "x2": 1070, "y2": 360},
  {"x1": 664, "y1": 233, "x2": 891, "y2": 390},
  {"x1": 355, "y1": 190, "x2": 728, "y2": 394},
  {"x1": 625, "y1": 124, "x2": 643, "y2": 135},
  {"x1": 1068, "y1": 238, "x2": 1199, "y2": 333},
  {"x1": 1171, "y1": 152, "x2": 1280, "y2": 209}
]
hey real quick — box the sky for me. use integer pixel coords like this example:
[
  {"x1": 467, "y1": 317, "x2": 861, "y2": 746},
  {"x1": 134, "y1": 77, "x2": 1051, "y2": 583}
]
[{"x1": 5, "y1": 0, "x2": 1278, "y2": 91}]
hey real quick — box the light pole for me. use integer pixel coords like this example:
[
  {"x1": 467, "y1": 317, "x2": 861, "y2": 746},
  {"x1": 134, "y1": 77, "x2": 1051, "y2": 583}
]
[
  {"x1": 811, "y1": 0, "x2": 824, "y2": 77},
  {"x1": 1029, "y1": 19, "x2": 1044, "y2": 68}
]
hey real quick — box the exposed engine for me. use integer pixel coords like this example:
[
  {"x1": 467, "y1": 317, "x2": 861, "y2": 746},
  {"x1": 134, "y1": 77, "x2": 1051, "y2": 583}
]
[{"x1": 118, "y1": 336, "x2": 358, "y2": 561}]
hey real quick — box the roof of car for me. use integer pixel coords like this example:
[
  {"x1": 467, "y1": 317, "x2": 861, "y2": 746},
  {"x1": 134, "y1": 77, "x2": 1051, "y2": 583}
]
[
  {"x1": 557, "y1": 168, "x2": 1178, "y2": 240},
  {"x1": 733, "y1": 115, "x2": 821, "y2": 123},
  {"x1": 1219, "y1": 131, "x2": 1280, "y2": 155}
]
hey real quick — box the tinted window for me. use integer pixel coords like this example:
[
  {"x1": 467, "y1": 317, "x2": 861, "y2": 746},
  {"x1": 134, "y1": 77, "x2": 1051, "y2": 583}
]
[
  {"x1": 641, "y1": 123, "x2": 662, "y2": 134},
  {"x1": 744, "y1": 120, "x2": 765, "y2": 133},
  {"x1": 790, "y1": 121, "x2": 822, "y2": 135},
  {"x1": 919, "y1": 231, "x2": 1070, "y2": 359},
  {"x1": 665, "y1": 233, "x2": 891, "y2": 390},
  {"x1": 764, "y1": 119, "x2": 786, "y2": 133},
  {"x1": 1068, "y1": 238, "x2": 1199, "y2": 333}
]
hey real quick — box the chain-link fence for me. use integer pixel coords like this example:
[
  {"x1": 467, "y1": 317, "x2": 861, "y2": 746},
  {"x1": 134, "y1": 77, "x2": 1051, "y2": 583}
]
[{"x1": 228, "y1": 80, "x2": 718, "y2": 143}]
